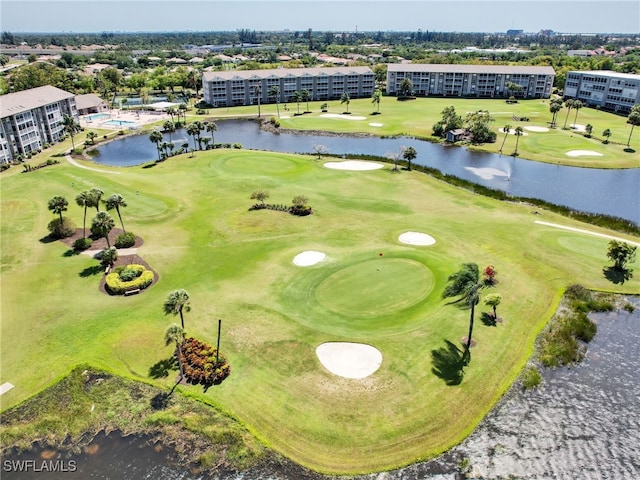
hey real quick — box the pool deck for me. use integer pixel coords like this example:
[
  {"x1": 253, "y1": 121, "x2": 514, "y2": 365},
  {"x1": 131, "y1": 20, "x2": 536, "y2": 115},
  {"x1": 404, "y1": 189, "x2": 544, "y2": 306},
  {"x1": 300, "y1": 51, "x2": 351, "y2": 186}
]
[{"x1": 81, "y1": 109, "x2": 169, "y2": 130}]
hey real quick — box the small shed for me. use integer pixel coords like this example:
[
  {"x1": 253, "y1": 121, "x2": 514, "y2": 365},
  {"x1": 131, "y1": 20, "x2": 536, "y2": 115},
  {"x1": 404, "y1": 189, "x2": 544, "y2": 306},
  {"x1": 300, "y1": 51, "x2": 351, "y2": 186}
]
[
  {"x1": 446, "y1": 129, "x2": 466, "y2": 143},
  {"x1": 75, "y1": 94, "x2": 109, "y2": 115}
]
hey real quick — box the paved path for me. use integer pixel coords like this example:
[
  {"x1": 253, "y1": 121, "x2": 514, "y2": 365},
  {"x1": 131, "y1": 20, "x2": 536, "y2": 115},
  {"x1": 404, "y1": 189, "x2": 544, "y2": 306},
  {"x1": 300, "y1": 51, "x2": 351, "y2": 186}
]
[
  {"x1": 65, "y1": 155, "x2": 121, "y2": 174},
  {"x1": 81, "y1": 247, "x2": 139, "y2": 258},
  {"x1": 535, "y1": 220, "x2": 640, "y2": 246}
]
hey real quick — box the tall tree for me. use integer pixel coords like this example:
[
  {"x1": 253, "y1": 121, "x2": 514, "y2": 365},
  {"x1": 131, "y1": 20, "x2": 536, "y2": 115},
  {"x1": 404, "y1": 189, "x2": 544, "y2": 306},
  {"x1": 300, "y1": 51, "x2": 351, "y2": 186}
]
[
  {"x1": 186, "y1": 122, "x2": 201, "y2": 151},
  {"x1": 403, "y1": 146, "x2": 417, "y2": 171},
  {"x1": 163, "y1": 289, "x2": 191, "y2": 329},
  {"x1": 105, "y1": 194, "x2": 127, "y2": 233},
  {"x1": 165, "y1": 323, "x2": 186, "y2": 388},
  {"x1": 371, "y1": 89, "x2": 382, "y2": 113},
  {"x1": 513, "y1": 126, "x2": 524, "y2": 156},
  {"x1": 292, "y1": 90, "x2": 302, "y2": 114},
  {"x1": 205, "y1": 121, "x2": 217, "y2": 146},
  {"x1": 607, "y1": 240, "x2": 637, "y2": 272},
  {"x1": 563, "y1": 99, "x2": 575, "y2": 129},
  {"x1": 626, "y1": 104, "x2": 640, "y2": 147},
  {"x1": 75, "y1": 191, "x2": 91, "y2": 238},
  {"x1": 91, "y1": 211, "x2": 115, "y2": 248},
  {"x1": 48, "y1": 195, "x2": 68, "y2": 224},
  {"x1": 549, "y1": 98, "x2": 563, "y2": 128},
  {"x1": 88, "y1": 188, "x2": 104, "y2": 213},
  {"x1": 186, "y1": 69, "x2": 201, "y2": 98},
  {"x1": 163, "y1": 120, "x2": 176, "y2": 143},
  {"x1": 499, "y1": 124, "x2": 512, "y2": 153},
  {"x1": 149, "y1": 129, "x2": 163, "y2": 161},
  {"x1": 301, "y1": 88, "x2": 311, "y2": 113},
  {"x1": 63, "y1": 114, "x2": 80, "y2": 150},
  {"x1": 572, "y1": 100, "x2": 584, "y2": 128},
  {"x1": 340, "y1": 91, "x2": 351, "y2": 113},
  {"x1": 268, "y1": 85, "x2": 281, "y2": 118}
]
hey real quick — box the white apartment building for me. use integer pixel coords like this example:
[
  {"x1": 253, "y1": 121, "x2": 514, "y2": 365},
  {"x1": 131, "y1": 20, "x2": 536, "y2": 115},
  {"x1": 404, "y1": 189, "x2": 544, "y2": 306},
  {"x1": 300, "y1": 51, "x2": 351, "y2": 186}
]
[
  {"x1": 386, "y1": 64, "x2": 555, "y2": 99},
  {"x1": 0, "y1": 85, "x2": 78, "y2": 163},
  {"x1": 564, "y1": 70, "x2": 640, "y2": 114},
  {"x1": 202, "y1": 66, "x2": 375, "y2": 107}
]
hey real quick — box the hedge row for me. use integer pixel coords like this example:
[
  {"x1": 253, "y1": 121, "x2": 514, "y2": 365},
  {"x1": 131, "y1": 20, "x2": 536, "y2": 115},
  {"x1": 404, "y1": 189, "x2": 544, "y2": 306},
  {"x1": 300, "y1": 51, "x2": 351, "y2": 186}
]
[{"x1": 105, "y1": 264, "x2": 153, "y2": 295}]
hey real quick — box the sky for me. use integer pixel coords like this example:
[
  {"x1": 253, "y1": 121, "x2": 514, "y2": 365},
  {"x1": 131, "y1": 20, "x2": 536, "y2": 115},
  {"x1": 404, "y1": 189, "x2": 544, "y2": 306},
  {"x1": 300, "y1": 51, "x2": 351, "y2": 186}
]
[{"x1": 1, "y1": 0, "x2": 639, "y2": 34}]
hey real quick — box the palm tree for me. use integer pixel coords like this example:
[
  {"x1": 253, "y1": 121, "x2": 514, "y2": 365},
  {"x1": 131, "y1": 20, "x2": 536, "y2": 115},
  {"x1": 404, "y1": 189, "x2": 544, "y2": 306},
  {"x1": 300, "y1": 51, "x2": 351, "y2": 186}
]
[
  {"x1": 292, "y1": 90, "x2": 302, "y2": 114},
  {"x1": 91, "y1": 211, "x2": 115, "y2": 248},
  {"x1": 572, "y1": 100, "x2": 584, "y2": 128},
  {"x1": 340, "y1": 91, "x2": 351, "y2": 113},
  {"x1": 85, "y1": 131, "x2": 98, "y2": 145},
  {"x1": 48, "y1": 195, "x2": 68, "y2": 224},
  {"x1": 63, "y1": 114, "x2": 80, "y2": 150},
  {"x1": 549, "y1": 98, "x2": 563, "y2": 128},
  {"x1": 186, "y1": 122, "x2": 200, "y2": 151},
  {"x1": 268, "y1": 85, "x2": 281, "y2": 118},
  {"x1": 442, "y1": 263, "x2": 484, "y2": 360},
  {"x1": 253, "y1": 84, "x2": 262, "y2": 117},
  {"x1": 513, "y1": 126, "x2": 524, "y2": 156},
  {"x1": 301, "y1": 89, "x2": 311, "y2": 112},
  {"x1": 602, "y1": 128, "x2": 612, "y2": 144},
  {"x1": 186, "y1": 69, "x2": 201, "y2": 98},
  {"x1": 563, "y1": 99, "x2": 575, "y2": 129},
  {"x1": 484, "y1": 293, "x2": 502, "y2": 320},
  {"x1": 626, "y1": 104, "x2": 640, "y2": 147},
  {"x1": 585, "y1": 124, "x2": 593, "y2": 137},
  {"x1": 499, "y1": 124, "x2": 512, "y2": 153},
  {"x1": 105, "y1": 194, "x2": 127, "y2": 232},
  {"x1": 149, "y1": 129, "x2": 163, "y2": 161},
  {"x1": 163, "y1": 289, "x2": 191, "y2": 329},
  {"x1": 399, "y1": 78, "x2": 413, "y2": 97},
  {"x1": 75, "y1": 191, "x2": 92, "y2": 238},
  {"x1": 88, "y1": 187, "x2": 104, "y2": 213},
  {"x1": 205, "y1": 121, "x2": 217, "y2": 147},
  {"x1": 165, "y1": 323, "x2": 186, "y2": 387},
  {"x1": 163, "y1": 120, "x2": 176, "y2": 143},
  {"x1": 371, "y1": 89, "x2": 382, "y2": 113},
  {"x1": 402, "y1": 146, "x2": 417, "y2": 171}
]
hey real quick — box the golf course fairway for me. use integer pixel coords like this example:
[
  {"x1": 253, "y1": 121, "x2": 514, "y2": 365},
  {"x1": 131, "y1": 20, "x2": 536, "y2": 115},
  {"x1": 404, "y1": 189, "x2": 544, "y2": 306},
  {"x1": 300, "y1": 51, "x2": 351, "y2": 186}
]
[{"x1": 0, "y1": 148, "x2": 638, "y2": 474}]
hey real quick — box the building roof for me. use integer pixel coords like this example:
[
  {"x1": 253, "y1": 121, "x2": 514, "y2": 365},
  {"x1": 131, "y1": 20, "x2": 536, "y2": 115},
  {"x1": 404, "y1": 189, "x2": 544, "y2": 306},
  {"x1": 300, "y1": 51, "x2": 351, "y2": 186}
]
[
  {"x1": 75, "y1": 93, "x2": 108, "y2": 111},
  {"x1": 0, "y1": 85, "x2": 75, "y2": 119},
  {"x1": 387, "y1": 64, "x2": 556, "y2": 75},
  {"x1": 568, "y1": 70, "x2": 640, "y2": 80},
  {"x1": 203, "y1": 66, "x2": 373, "y2": 82}
]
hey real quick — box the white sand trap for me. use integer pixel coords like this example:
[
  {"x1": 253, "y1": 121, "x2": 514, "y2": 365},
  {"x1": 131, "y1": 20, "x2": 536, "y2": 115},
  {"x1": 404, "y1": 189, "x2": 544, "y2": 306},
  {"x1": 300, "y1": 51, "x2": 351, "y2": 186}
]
[
  {"x1": 324, "y1": 160, "x2": 384, "y2": 171},
  {"x1": 320, "y1": 113, "x2": 366, "y2": 120},
  {"x1": 369, "y1": 122, "x2": 384, "y2": 127},
  {"x1": 570, "y1": 124, "x2": 586, "y2": 131},
  {"x1": 316, "y1": 342, "x2": 382, "y2": 379},
  {"x1": 398, "y1": 231, "x2": 436, "y2": 246},
  {"x1": 498, "y1": 128, "x2": 528, "y2": 136},
  {"x1": 465, "y1": 166, "x2": 510, "y2": 180},
  {"x1": 566, "y1": 150, "x2": 604, "y2": 157},
  {"x1": 0, "y1": 382, "x2": 14, "y2": 395},
  {"x1": 293, "y1": 251, "x2": 326, "y2": 266},
  {"x1": 524, "y1": 126, "x2": 549, "y2": 132}
]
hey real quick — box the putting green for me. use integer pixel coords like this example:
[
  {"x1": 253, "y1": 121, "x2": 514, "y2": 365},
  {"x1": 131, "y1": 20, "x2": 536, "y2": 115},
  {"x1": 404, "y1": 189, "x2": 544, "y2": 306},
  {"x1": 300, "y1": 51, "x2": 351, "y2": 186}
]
[
  {"x1": 315, "y1": 258, "x2": 433, "y2": 318},
  {"x1": 213, "y1": 152, "x2": 299, "y2": 176}
]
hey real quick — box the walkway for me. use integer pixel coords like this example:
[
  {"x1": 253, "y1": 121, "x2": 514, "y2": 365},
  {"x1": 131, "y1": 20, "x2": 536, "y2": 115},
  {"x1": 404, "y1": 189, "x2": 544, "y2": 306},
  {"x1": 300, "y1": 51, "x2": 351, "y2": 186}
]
[
  {"x1": 535, "y1": 220, "x2": 640, "y2": 247},
  {"x1": 65, "y1": 155, "x2": 121, "y2": 174}
]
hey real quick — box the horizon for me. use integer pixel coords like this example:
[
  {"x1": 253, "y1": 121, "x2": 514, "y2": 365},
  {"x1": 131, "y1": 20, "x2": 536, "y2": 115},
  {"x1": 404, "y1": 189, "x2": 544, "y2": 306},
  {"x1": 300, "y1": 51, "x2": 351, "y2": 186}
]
[{"x1": 1, "y1": 1, "x2": 639, "y2": 36}]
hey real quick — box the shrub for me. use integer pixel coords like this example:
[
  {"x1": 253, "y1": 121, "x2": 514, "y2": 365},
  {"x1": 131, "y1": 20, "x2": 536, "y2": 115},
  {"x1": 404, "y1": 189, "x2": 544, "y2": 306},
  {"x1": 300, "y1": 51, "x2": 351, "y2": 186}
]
[
  {"x1": 623, "y1": 302, "x2": 636, "y2": 313},
  {"x1": 521, "y1": 366, "x2": 542, "y2": 390},
  {"x1": 105, "y1": 264, "x2": 153, "y2": 294},
  {"x1": 73, "y1": 237, "x2": 93, "y2": 251},
  {"x1": 117, "y1": 265, "x2": 143, "y2": 282},
  {"x1": 47, "y1": 217, "x2": 76, "y2": 239},
  {"x1": 99, "y1": 247, "x2": 118, "y2": 268},
  {"x1": 115, "y1": 231, "x2": 136, "y2": 248}
]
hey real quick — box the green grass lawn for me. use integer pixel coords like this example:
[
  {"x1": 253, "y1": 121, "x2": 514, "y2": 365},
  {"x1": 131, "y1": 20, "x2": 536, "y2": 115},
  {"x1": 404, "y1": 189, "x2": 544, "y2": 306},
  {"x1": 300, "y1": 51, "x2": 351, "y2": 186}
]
[
  {"x1": 201, "y1": 96, "x2": 640, "y2": 169},
  {"x1": 1, "y1": 149, "x2": 638, "y2": 474}
]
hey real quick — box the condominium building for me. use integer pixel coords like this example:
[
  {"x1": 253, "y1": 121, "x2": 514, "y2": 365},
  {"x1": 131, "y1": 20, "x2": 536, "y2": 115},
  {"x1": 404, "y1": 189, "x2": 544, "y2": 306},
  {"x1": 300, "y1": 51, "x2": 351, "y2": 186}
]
[
  {"x1": 0, "y1": 85, "x2": 78, "y2": 163},
  {"x1": 386, "y1": 64, "x2": 555, "y2": 99},
  {"x1": 564, "y1": 70, "x2": 640, "y2": 114},
  {"x1": 202, "y1": 66, "x2": 375, "y2": 107}
]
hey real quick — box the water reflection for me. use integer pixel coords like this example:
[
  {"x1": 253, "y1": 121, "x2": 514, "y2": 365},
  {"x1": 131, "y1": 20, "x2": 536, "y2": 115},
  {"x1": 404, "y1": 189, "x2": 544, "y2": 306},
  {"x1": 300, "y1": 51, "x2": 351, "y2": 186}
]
[{"x1": 93, "y1": 120, "x2": 640, "y2": 224}]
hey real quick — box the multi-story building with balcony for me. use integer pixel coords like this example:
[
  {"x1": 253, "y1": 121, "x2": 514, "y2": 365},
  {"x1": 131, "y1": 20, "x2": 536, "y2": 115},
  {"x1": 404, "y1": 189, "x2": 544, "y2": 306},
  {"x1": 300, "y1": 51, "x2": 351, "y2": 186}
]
[
  {"x1": 202, "y1": 66, "x2": 375, "y2": 107},
  {"x1": 564, "y1": 70, "x2": 640, "y2": 114},
  {"x1": 0, "y1": 85, "x2": 78, "y2": 164},
  {"x1": 386, "y1": 64, "x2": 555, "y2": 99}
]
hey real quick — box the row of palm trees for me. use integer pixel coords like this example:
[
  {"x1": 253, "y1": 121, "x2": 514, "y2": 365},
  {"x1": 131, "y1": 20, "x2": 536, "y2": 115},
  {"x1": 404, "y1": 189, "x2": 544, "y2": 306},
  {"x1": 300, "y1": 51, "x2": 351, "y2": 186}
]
[{"x1": 149, "y1": 120, "x2": 218, "y2": 161}]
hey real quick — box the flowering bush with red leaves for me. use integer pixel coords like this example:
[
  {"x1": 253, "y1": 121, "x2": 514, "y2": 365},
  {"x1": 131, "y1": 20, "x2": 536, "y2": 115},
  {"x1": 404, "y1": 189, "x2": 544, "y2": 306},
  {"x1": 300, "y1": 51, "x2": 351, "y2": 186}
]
[
  {"x1": 483, "y1": 265, "x2": 498, "y2": 286},
  {"x1": 178, "y1": 337, "x2": 231, "y2": 391}
]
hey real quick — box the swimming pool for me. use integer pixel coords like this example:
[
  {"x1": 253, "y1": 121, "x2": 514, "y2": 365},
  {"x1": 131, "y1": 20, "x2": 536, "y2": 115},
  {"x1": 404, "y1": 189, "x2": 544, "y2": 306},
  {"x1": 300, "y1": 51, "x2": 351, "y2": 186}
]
[
  {"x1": 102, "y1": 119, "x2": 136, "y2": 127},
  {"x1": 85, "y1": 113, "x2": 110, "y2": 121}
]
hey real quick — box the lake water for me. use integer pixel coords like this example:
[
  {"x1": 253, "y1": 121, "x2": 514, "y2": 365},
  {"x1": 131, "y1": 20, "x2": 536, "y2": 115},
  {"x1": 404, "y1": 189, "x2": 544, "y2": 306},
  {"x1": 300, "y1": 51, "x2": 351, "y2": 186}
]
[
  {"x1": 92, "y1": 119, "x2": 640, "y2": 225},
  {"x1": 4, "y1": 297, "x2": 638, "y2": 479}
]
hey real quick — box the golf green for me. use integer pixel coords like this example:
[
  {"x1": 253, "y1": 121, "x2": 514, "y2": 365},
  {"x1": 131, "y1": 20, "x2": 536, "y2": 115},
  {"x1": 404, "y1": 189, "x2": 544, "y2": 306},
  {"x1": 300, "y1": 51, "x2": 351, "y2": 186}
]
[{"x1": 315, "y1": 257, "x2": 433, "y2": 318}]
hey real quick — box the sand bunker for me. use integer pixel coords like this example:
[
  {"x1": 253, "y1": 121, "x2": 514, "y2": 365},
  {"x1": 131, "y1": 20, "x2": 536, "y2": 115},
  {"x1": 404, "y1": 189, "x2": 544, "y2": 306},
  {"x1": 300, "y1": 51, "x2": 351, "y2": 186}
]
[
  {"x1": 524, "y1": 126, "x2": 549, "y2": 132},
  {"x1": 464, "y1": 166, "x2": 509, "y2": 180},
  {"x1": 316, "y1": 342, "x2": 382, "y2": 379},
  {"x1": 293, "y1": 251, "x2": 326, "y2": 266},
  {"x1": 320, "y1": 113, "x2": 366, "y2": 120},
  {"x1": 369, "y1": 122, "x2": 384, "y2": 127},
  {"x1": 324, "y1": 160, "x2": 384, "y2": 171},
  {"x1": 0, "y1": 382, "x2": 14, "y2": 395},
  {"x1": 498, "y1": 128, "x2": 528, "y2": 136},
  {"x1": 398, "y1": 231, "x2": 436, "y2": 246},
  {"x1": 566, "y1": 150, "x2": 604, "y2": 157},
  {"x1": 570, "y1": 124, "x2": 587, "y2": 131}
]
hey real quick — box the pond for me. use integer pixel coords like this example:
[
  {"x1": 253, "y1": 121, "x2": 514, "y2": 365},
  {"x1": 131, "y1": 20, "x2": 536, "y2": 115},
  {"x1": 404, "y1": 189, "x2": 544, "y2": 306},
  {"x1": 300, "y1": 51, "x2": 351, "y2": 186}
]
[
  {"x1": 4, "y1": 297, "x2": 638, "y2": 479},
  {"x1": 92, "y1": 119, "x2": 640, "y2": 225}
]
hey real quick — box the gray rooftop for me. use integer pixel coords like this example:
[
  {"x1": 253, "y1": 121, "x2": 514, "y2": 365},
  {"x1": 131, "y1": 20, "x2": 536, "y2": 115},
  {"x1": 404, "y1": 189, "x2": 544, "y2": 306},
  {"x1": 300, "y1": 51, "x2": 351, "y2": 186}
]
[
  {"x1": 387, "y1": 64, "x2": 556, "y2": 75},
  {"x1": 203, "y1": 66, "x2": 373, "y2": 82},
  {"x1": 75, "y1": 93, "x2": 108, "y2": 111},
  {"x1": 1, "y1": 85, "x2": 75, "y2": 119},
  {"x1": 568, "y1": 70, "x2": 640, "y2": 80}
]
